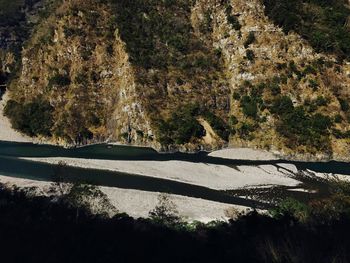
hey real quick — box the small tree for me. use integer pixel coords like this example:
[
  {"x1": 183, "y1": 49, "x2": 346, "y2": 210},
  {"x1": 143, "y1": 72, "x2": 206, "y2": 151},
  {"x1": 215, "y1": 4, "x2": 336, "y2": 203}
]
[
  {"x1": 49, "y1": 161, "x2": 117, "y2": 221},
  {"x1": 149, "y1": 193, "x2": 181, "y2": 225},
  {"x1": 65, "y1": 183, "x2": 117, "y2": 220},
  {"x1": 49, "y1": 161, "x2": 72, "y2": 197},
  {"x1": 245, "y1": 49, "x2": 255, "y2": 62},
  {"x1": 270, "y1": 198, "x2": 310, "y2": 223},
  {"x1": 244, "y1": 32, "x2": 256, "y2": 48}
]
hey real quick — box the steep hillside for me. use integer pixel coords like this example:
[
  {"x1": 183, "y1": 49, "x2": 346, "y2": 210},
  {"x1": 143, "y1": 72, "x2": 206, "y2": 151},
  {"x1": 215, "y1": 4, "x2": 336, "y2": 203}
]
[
  {"x1": 192, "y1": 0, "x2": 350, "y2": 159},
  {"x1": 4, "y1": 0, "x2": 231, "y2": 149},
  {"x1": 5, "y1": 0, "x2": 153, "y2": 146},
  {"x1": 111, "y1": 0, "x2": 231, "y2": 150},
  {"x1": 2, "y1": 0, "x2": 350, "y2": 160}
]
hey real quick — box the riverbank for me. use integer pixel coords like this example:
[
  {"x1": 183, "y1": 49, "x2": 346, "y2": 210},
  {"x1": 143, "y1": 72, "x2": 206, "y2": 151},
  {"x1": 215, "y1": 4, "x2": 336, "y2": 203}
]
[
  {"x1": 208, "y1": 148, "x2": 279, "y2": 161},
  {"x1": 0, "y1": 91, "x2": 347, "y2": 162},
  {"x1": 21, "y1": 157, "x2": 301, "y2": 190},
  {"x1": 0, "y1": 174, "x2": 249, "y2": 222},
  {"x1": 0, "y1": 90, "x2": 348, "y2": 162}
]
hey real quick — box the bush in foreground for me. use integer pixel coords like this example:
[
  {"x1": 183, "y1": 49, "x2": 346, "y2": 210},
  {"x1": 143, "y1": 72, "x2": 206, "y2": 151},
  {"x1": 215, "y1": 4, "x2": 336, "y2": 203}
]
[{"x1": 1, "y1": 177, "x2": 350, "y2": 263}]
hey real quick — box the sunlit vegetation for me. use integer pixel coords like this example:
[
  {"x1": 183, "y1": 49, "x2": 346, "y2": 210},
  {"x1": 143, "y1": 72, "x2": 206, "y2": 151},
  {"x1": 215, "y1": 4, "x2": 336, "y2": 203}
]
[
  {"x1": 1, "y1": 0, "x2": 349, "y2": 155},
  {"x1": 237, "y1": 122, "x2": 256, "y2": 140},
  {"x1": 270, "y1": 95, "x2": 334, "y2": 151},
  {"x1": 228, "y1": 115, "x2": 238, "y2": 126},
  {"x1": 237, "y1": 81, "x2": 265, "y2": 120},
  {"x1": 339, "y1": 98, "x2": 350, "y2": 112},
  {"x1": 199, "y1": 10, "x2": 213, "y2": 34},
  {"x1": 332, "y1": 129, "x2": 350, "y2": 139}
]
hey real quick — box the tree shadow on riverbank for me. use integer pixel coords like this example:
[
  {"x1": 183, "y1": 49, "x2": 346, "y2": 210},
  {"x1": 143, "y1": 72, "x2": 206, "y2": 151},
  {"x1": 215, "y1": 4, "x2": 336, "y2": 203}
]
[{"x1": 0, "y1": 181, "x2": 350, "y2": 263}]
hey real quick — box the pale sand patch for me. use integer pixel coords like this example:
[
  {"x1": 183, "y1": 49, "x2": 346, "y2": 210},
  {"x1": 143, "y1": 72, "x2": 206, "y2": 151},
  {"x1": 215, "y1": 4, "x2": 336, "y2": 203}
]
[
  {"x1": 21, "y1": 157, "x2": 301, "y2": 190},
  {"x1": 209, "y1": 148, "x2": 279, "y2": 161},
  {"x1": 0, "y1": 174, "x2": 248, "y2": 222},
  {"x1": 0, "y1": 93, "x2": 32, "y2": 143},
  {"x1": 276, "y1": 163, "x2": 299, "y2": 174},
  {"x1": 101, "y1": 187, "x2": 248, "y2": 222},
  {"x1": 198, "y1": 118, "x2": 221, "y2": 145},
  {"x1": 287, "y1": 188, "x2": 317, "y2": 193}
]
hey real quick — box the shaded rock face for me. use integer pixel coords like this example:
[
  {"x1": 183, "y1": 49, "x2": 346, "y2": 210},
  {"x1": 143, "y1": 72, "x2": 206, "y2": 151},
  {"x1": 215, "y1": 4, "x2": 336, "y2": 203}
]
[
  {"x1": 0, "y1": 0, "x2": 38, "y2": 50},
  {"x1": 0, "y1": 0, "x2": 51, "y2": 86},
  {"x1": 2, "y1": 0, "x2": 350, "y2": 160}
]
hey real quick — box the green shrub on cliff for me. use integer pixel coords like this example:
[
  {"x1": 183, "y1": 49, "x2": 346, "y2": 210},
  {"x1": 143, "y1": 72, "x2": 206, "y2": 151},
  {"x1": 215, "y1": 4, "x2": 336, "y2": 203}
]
[
  {"x1": 241, "y1": 95, "x2": 258, "y2": 119},
  {"x1": 48, "y1": 74, "x2": 71, "y2": 89},
  {"x1": 4, "y1": 98, "x2": 54, "y2": 136},
  {"x1": 157, "y1": 104, "x2": 205, "y2": 145},
  {"x1": 271, "y1": 97, "x2": 334, "y2": 150},
  {"x1": 203, "y1": 111, "x2": 230, "y2": 141}
]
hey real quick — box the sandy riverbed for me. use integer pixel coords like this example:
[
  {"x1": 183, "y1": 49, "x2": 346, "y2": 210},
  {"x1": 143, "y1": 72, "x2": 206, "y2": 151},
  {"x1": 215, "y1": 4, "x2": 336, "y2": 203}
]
[
  {"x1": 21, "y1": 157, "x2": 301, "y2": 190},
  {"x1": 208, "y1": 148, "x2": 279, "y2": 161},
  {"x1": 0, "y1": 174, "x2": 249, "y2": 222}
]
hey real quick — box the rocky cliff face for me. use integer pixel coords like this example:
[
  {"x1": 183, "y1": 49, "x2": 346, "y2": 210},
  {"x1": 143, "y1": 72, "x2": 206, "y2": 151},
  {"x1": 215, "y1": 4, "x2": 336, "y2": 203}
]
[
  {"x1": 7, "y1": 0, "x2": 152, "y2": 146},
  {"x1": 193, "y1": 0, "x2": 350, "y2": 160},
  {"x1": 2, "y1": 0, "x2": 350, "y2": 160}
]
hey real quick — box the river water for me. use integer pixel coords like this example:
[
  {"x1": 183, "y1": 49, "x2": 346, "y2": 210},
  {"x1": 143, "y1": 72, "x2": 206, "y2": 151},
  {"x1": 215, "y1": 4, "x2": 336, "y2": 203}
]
[{"x1": 0, "y1": 140, "x2": 349, "y2": 208}]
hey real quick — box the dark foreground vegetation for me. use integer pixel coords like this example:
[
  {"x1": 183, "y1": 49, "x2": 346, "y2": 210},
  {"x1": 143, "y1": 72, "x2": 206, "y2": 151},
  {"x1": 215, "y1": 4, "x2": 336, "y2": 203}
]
[
  {"x1": 1, "y1": 176, "x2": 350, "y2": 263},
  {"x1": 4, "y1": 98, "x2": 54, "y2": 136}
]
